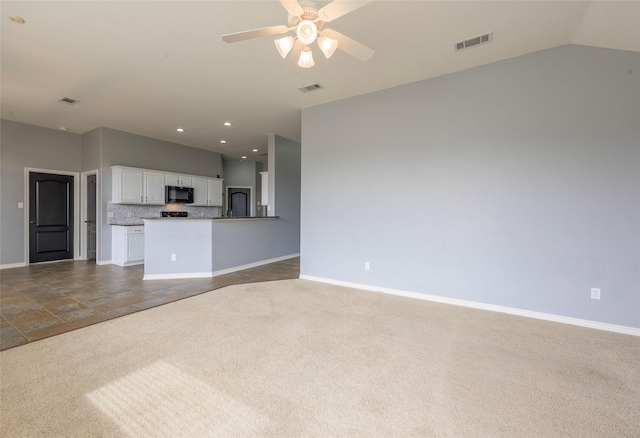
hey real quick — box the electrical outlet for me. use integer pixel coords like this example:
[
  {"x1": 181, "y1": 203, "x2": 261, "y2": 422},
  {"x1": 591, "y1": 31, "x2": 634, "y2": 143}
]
[
  {"x1": 591, "y1": 288, "x2": 601, "y2": 300},
  {"x1": 171, "y1": 254, "x2": 177, "y2": 262},
  {"x1": 364, "y1": 262, "x2": 370, "y2": 271}
]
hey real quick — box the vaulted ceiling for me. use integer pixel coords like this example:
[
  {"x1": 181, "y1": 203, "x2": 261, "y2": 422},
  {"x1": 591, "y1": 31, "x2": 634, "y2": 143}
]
[{"x1": 2, "y1": 1, "x2": 638, "y2": 162}]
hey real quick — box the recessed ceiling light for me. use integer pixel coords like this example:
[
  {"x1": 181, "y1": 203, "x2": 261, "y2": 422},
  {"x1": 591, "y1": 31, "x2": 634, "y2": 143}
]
[
  {"x1": 241, "y1": 156, "x2": 247, "y2": 159},
  {"x1": 220, "y1": 140, "x2": 227, "y2": 144},
  {"x1": 176, "y1": 128, "x2": 185, "y2": 133},
  {"x1": 8, "y1": 15, "x2": 25, "y2": 24},
  {"x1": 252, "y1": 149, "x2": 258, "y2": 152},
  {"x1": 223, "y1": 122, "x2": 232, "y2": 127}
]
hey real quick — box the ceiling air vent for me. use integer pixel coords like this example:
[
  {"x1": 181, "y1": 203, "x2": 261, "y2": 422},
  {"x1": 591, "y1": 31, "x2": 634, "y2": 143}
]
[
  {"x1": 298, "y1": 83, "x2": 324, "y2": 94},
  {"x1": 455, "y1": 32, "x2": 493, "y2": 52},
  {"x1": 58, "y1": 97, "x2": 79, "y2": 105}
]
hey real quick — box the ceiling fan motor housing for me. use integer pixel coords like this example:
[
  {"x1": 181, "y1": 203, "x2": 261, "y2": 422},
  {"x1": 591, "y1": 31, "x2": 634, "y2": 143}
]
[{"x1": 287, "y1": 1, "x2": 325, "y2": 31}]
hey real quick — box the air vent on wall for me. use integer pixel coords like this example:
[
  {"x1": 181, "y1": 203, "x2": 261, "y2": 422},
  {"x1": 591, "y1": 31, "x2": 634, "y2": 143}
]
[
  {"x1": 58, "y1": 97, "x2": 79, "y2": 105},
  {"x1": 455, "y1": 32, "x2": 493, "y2": 52},
  {"x1": 298, "y1": 83, "x2": 324, "y2": 94}
]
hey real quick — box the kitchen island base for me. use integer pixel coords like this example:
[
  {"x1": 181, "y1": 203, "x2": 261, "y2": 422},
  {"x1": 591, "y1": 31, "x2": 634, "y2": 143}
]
[{"x1": 142, "y1": 217, "x2": 299, "y2": 280}]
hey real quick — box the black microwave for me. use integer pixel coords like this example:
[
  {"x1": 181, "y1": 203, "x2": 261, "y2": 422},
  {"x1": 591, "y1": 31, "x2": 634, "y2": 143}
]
[{"x1": 165, "y1": 186, "x2": 194, "y2": 204}]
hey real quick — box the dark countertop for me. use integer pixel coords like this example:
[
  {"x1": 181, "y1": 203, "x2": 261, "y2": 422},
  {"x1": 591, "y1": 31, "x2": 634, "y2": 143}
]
[
  {"x1": 112, "y1": 216, "x2": 279, "y2": 225},
  {"x1": 141, "y1": 216, "x2": 279, "y2": 222},
  {"x1": 214, "y1": 216, "x2": 279, "y2": 220}
]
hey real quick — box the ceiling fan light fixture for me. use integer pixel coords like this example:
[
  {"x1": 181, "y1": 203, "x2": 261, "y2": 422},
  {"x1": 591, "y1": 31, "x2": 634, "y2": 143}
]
[
  {"x1": 274, "y1": 36, "x2": 295, "y2": 58},
  {"x1": 317, "y1": 31, "x2": 338, "y2": 59},
  {"x1": 297, "y1": 45, "x2": 315, "y2": 68},
  {"x1": 296, "y1": 20, "x2": 317, "y2": 45}
]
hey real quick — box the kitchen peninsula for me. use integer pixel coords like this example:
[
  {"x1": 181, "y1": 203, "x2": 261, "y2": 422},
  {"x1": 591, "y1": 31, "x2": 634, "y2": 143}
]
[{"x1": 142, "y1": 216, "x2": 298, "y2": 280}]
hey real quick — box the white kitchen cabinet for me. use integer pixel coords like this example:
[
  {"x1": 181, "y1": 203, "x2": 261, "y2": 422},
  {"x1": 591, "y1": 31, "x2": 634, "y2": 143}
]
[
  {"x1": 209, "y1": 179, "x2": 223, "y2": 206},
  {"x1": 144, "y1": 171, "x2": 165, "y2": 204},
  {"x1": 113, "y1": 165, "x2": 221, "y2": 206},
  {"x1": 165, "y1": 174, "x2": 193, "y2": 187},
  {"x1": 112, "y1": 167, "x2": 143, "y2": 204},
  {"x1": 112, "y1": 166, "x2": 165, "y2": 205},
  {"x1": 192, "y1": 177, "x2": 223, "y2": 206},
  {"x1": 112, "y1": 225, "x2": 144, "y2": 266},
  {"x1": 192, "y1": 177, "x2": 209, "y2": 205}
]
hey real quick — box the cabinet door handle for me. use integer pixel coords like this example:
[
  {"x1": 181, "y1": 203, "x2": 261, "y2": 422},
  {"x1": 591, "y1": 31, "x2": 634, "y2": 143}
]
[{"x1": 140, "y1": 196, "x2": 143, "y2": 202}]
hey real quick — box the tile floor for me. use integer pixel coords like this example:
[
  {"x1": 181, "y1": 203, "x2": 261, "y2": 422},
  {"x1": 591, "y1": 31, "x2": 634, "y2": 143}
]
[{"x1": 0, "y1": 257, "x2": 299, "y2": 351}]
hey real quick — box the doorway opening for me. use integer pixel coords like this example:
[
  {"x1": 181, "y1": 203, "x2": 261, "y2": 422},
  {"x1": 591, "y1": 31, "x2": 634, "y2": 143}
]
[
  {"x1": 81, "y1": 170, "x2": 99, "y2": 262},
  {"x1": 226, "y1": 186, "x2": 253, "y2": 217},
  {"x1": 25, "y1": 169, "x2": 80, "y2": 264}
]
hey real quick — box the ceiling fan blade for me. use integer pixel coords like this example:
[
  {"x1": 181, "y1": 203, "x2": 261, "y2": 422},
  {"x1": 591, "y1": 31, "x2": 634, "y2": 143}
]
[
  {"x1": 318, "y1": 0, "x2": 375, "y2": 23},
  {"x1": 287, "y1": 40, "x2": 303, "y2": 75},
  {"x1": 222, "y1": 25, "x2": 290, "y2": 43},
  {"x1": 279, "y1": 0, "x2": 304, "y2": 17},
  {"x1": 324, "y1": 29, "x2": 375, "y2": 61}
]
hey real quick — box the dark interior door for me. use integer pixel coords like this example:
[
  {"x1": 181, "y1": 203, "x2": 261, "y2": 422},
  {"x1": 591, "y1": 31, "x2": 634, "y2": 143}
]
[
  {"x1": 29, "y1": 172, "x2": 74, "y2": 263},
  {"x1": 229, "y1": 188, "x2": 250, "y2": 217},
  {"x1": 87, "y1": 174, "x2": 97, "y2": 261}
]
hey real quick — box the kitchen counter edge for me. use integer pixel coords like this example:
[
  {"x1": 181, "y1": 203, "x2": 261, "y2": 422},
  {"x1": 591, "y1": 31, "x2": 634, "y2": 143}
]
[{"x1": 141, "y1": 216, "x2": 280, "y2": 222}]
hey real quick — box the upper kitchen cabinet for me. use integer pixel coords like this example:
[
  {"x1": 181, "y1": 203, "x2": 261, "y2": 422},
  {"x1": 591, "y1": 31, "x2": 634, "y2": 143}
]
[
  {"x1": 192, "y1": 177, "x2": 223, "y2": 206},
  {"x1": 143, "y1": 171, "x2": 165, "y2": 204},
  {"x1": 112, "y1": 166, "x2": 143, "y2": 204},
  {"x1": 112, "y1": 166, "x2": 164, "y2": 205},
  {"x1": 165, "y1": 174, "x2": 193, "y2": 188}
]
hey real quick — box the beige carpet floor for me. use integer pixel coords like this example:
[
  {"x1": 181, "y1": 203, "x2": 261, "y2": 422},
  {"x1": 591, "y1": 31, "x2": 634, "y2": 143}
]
[{"x1": 1, "y1": 279, "x2": 638, "y2": 437}]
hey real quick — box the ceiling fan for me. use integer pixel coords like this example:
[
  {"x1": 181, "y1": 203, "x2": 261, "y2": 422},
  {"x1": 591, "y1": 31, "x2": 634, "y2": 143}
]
[{"x1": 222, "y1": 0, "x2": 375, "y2": 70}]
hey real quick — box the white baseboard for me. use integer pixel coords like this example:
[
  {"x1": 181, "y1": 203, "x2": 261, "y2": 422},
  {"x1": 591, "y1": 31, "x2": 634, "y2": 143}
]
[
  {"x1": 96, "y1": 260, "x2": 112, "y2": 266},
  {"x1": 299, "y1": 275, "x2": 640, "y2": 337},
  {"x1": 144, "y1": 272, "x2": 213, "y2": 280},
  {"x1": 143, "y1": 253, "x2": 300, "y2": 281},
  {"x1": 0, "y1": 262, "x2": 27, "y2": 270},
  {"x1": 212, "y1": 253, "x2": 299, "y2": 277}
]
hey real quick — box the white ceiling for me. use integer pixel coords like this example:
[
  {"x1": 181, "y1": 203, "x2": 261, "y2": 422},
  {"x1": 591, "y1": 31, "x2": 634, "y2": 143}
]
[{"x1": 2, "y1": 1, "x2": 638, "y2": 162}]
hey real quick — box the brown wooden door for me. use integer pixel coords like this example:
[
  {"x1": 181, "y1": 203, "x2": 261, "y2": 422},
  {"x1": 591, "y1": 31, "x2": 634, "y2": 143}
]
[{"x1": 29, "y1": 172, "x2": 74, "y2": 263}]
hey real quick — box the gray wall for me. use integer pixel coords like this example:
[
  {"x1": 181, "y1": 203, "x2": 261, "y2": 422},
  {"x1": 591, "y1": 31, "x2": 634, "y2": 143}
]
[
  {"x1": 270, "y1": 135, "x2": 301, "y2": 252},
  {"x1": 100, "y1": 128, "x2": 222, "y2": 177},
  {"x1": 223, "y1": 160, "x2": 257, "y2": 187},
  {"x1": 0, "y1": 120, "x2": 82, "y2": 265},
  {"x1": 81, "y1": 128, "x2": 101, "y2": 172},
  {"x1": 300, "y1": 45, "x2": 640, "y2": 328}
]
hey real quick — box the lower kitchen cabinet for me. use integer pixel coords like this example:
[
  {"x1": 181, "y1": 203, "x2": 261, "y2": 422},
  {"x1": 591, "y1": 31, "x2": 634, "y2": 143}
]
[{"x1": 112, "y1": 225, "x2": 145, "y2": 266}]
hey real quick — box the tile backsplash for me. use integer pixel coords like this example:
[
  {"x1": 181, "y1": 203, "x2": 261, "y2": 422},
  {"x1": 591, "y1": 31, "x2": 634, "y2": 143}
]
[{"x1": 107, "y1": 202, "x2": 222, "y2": 225}]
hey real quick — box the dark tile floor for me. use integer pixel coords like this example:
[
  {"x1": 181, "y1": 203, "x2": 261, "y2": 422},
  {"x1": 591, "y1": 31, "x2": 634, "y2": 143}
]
[{"x1": 0, "y1": 257, "x2": 299, "y2": 351}]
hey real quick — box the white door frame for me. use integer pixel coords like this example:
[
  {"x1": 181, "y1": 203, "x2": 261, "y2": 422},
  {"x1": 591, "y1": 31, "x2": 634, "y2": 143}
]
[
  {"x1": 24, "y1": 167, "x2": 81, "y2": 265},
  {"x1": 81, "y1": 169, "x2": 99, "y2": 262},
  {"x1": 225, "y1": 185, "x2": 254, "y2": 217}
]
